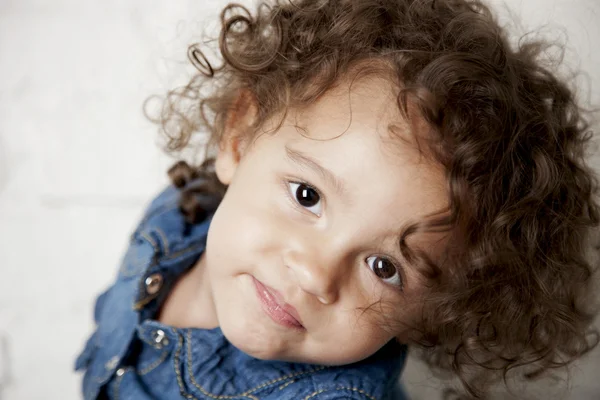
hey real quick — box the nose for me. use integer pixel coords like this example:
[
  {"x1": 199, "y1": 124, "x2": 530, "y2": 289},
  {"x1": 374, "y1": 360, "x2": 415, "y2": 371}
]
[{"x1": 284, "y1": 238, "x2": 345, "y2": 305}]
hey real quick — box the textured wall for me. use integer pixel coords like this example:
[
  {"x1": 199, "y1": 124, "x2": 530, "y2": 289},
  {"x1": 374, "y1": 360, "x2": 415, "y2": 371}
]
[{"x1": 0, "y1": 1, "x2": 598, "y2": 399}]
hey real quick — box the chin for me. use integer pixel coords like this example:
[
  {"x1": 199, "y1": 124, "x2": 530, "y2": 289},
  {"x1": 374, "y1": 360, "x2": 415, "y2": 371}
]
[{"x1": 221, "y1": 320, "x2": 290, "y2": 360}]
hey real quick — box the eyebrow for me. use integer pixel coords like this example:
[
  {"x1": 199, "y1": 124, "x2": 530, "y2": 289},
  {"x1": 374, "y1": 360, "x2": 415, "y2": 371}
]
[{"x1": 284, "y1": 146, "x2": 347, "y2": 196}]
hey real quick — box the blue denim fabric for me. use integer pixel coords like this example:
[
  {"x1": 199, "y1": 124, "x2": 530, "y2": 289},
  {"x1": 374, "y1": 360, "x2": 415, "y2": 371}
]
[{"x1": 75, "y1": 184, "x2": 408, "y2": 400}]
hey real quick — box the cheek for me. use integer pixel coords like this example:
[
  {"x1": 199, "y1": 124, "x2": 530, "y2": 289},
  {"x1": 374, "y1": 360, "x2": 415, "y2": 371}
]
[
  {"x1": 313, "y1": 322, "x2": 395, "y2": 365},
  {"x1": 206, "y1": 178, "x2": 288, "y2": 264},
  {"x1": 331, "y1": 292, "x2": 404, "y2": 358}
]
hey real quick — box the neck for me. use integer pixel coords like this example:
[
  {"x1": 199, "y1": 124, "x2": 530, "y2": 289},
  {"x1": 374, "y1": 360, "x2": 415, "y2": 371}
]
[{"x1": 157, "y1": 252, "x2": 219, "y2": 329}]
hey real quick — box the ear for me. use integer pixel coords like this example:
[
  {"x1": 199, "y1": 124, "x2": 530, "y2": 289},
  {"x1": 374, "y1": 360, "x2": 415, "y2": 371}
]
[{"x1": 215, "y1": 90, "x2": 258, "y2": 185}]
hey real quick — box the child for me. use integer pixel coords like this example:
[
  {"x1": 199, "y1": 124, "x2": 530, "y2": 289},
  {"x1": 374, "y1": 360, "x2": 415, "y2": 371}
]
[{"x1": 75, "y1": 0, "x2": 600, "y2": 398}]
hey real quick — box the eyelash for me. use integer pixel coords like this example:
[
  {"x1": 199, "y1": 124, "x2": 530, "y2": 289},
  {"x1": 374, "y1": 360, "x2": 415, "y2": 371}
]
[
  {"x1": 284, "y1": 179, "x2": 324, "y2": 217},
  {"x1": 366, "y1": 255, "x2": 404, "y2": 290}
]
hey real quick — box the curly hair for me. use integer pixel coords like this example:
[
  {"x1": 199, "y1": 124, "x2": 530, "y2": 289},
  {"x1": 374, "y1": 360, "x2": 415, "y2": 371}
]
[{"x1": 149, "y1": 0, "x2": 600, "y2": 397}]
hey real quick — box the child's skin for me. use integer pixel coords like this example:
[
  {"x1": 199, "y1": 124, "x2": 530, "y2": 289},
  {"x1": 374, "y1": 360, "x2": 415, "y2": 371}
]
[{"x1": 159, "y1": 74, "x2": 447, "y2": 366}]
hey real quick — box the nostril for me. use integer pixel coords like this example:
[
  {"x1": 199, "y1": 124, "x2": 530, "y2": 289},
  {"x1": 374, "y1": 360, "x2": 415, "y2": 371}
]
[{"x1": 286, "y1": 259, "x2": 337, "y2": 304}]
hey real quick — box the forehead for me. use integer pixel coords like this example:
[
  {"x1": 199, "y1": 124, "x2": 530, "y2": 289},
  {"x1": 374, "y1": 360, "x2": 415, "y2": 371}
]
[{"x1": 280, "y1": 77, "x2": 447, "y2": 220}]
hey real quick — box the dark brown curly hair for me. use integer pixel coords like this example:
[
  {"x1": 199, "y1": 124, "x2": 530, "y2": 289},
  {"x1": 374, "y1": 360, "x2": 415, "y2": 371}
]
[{"x1": 148, "y1": 0, "x2": 600, "y2": 397}]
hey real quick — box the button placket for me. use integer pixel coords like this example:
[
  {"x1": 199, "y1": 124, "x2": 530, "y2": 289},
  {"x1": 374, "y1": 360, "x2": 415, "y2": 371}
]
[
  {"x1": 151, "y1": 329, "x2": 170, "y2": 349},
  {"x1": 134, "y1": 272, "x2": 165, "y2": 310},
  {"x1": 145, "y1": 273, "x2": 163, "y2": 295}
]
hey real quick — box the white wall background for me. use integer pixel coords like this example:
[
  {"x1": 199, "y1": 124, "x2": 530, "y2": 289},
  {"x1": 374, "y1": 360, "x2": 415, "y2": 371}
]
[{"x1": 0, "y1": 1, "x2": 599, "y2": 399}]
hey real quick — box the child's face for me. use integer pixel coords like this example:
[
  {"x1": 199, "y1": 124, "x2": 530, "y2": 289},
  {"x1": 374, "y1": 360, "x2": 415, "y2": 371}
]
[{"x1": 202, "y1": 76, "x2": 447, "y2": 365}]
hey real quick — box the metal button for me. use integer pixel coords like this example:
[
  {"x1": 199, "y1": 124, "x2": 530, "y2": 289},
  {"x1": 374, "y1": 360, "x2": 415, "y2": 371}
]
[
  {"x1": 144, "y1": 273, "x2": 163, "y2": 295},
  {"x1": 152, "y1": 329, "x2": 169, "y2": 347},
  {"x1": 116, "y1": 368, "x2": 125, "y2": 377},
  {"x1": 105, "y1": 356, "x2": 119, "y2": 370}
]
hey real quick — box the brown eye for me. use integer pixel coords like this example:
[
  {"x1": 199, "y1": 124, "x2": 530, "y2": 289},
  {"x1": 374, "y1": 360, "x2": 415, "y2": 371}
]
[
  {"x1": 295, "y1": 183, "x2": 319, "y2": 206},
  {"x1": 366, "y1": 256, "x2": 402, "y2": 287},
  {"x1": 288, "y1": 182, "x2": 322, "y2": 215}
]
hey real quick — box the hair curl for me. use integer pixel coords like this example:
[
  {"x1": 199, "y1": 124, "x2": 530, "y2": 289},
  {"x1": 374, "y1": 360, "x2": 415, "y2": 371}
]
[{"x1": 148, "y1": 0, "x2": 600, "y2": 397}]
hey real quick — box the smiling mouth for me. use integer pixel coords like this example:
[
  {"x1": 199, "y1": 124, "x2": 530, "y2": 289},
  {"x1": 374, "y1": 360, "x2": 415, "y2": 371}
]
[{"x1": 252, "y1": 277, "x2": 304, "y2": 330}]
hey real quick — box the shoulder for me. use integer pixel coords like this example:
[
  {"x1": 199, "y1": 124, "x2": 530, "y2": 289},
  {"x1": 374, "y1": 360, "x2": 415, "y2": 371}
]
[
  {"x1": 126, "y1": 184, "x2": 212, "y2": 266},
  {"x1": 302, "y1": 387, "x2": 381, "y2": 400},
  {"x1": 259, "y1": 352, "x2": 408, "y2": 400},
  {"x1": 260, "y1": 384, "x2": 382, "y2": 400},
  {"x1": 265, "y1": 383, "x2": 404, "y2": 400}
]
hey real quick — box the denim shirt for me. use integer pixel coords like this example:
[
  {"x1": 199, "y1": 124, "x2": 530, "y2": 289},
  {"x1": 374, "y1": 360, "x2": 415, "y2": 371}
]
[{"x1": 75, "y1": 184, "x2": 408, "y2": 400}]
